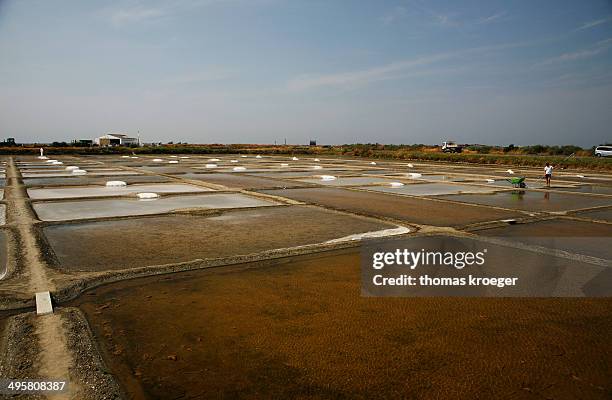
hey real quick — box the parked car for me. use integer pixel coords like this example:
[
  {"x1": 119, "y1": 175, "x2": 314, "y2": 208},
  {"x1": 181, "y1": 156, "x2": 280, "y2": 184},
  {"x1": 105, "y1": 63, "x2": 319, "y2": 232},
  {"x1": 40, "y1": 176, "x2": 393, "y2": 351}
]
[{"x1": 594, "y1": 146, "x2": 612, "y2": 157}]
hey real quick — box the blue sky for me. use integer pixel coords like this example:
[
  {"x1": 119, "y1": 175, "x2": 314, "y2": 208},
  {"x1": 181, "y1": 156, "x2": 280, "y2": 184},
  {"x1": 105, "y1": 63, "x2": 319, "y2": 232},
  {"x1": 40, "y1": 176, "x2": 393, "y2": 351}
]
[{"x1": 0, "y1": 0, "x2": 611, "y2": 146}]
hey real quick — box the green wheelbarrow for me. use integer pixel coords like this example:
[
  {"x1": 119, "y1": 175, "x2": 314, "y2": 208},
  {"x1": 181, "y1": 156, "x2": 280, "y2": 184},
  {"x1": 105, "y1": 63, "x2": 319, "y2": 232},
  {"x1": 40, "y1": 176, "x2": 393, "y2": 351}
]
[{"x1": 506, "y1": 176, "x2": 527, "y2": 188}]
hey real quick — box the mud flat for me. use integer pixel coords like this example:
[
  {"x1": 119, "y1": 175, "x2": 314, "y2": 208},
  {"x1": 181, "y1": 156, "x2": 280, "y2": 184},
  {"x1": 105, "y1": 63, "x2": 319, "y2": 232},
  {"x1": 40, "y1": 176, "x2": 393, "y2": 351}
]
[
  {"x1": 33, "y1": 193, "x2": 277, "y2": 221},
  {"x1": 361, "y1": 182, "x2": 498, "y2": 196},
  {"x1": 261, "y1": 187, "x2": 518, "y2": 227},
  {"x1": 23, "y1": 175, "x2": 171, "y2": 187},
  {"x1": 71, "y1": 248, "x2": 612, "y2": 399},
  {"x1": 439, "y1": 190, "x2": 612, "y2": 212},
  {"x1": 43, "y1": 206, "x2": 395, "y2": 271},
  {"x1": 27, "y1": 183, "x2": 212, "y2": 200},
  {"x1": 473, "y1": 219, "x2": 612, "y2": 259},
  {"x1": 180, "y1": 173, "x2": 306, "y2": 189}
]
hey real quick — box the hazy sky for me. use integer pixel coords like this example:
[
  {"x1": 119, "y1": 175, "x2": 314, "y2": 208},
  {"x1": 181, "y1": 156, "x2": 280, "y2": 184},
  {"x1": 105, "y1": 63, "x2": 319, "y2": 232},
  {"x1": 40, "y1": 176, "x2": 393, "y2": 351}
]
[{"x1": 1, "y1": 0, "x2": 611, "y2": 146}]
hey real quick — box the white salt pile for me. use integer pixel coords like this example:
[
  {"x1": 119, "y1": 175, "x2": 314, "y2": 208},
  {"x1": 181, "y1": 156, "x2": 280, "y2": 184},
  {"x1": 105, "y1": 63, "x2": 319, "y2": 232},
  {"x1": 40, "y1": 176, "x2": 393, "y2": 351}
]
[
  {"x1": 485, "y1": 179, "x2": 495, "y2": 183},
  {"x1": 51, "y1": 161, "x2": 63, "y2": 165},
  {"x1": 106, "y1": 181, "x2": 127, "y2": 187},
  {"x1": 71, "y1": 169, "x2": 87, "y2": 175},
  {"x1": 292, "y1": 157, "x2": 299, "y2": 161},
  {"x1": 280, "y1": 163, "x2": 289, "y2": 167},
  {"x1": 320, "y1": 175, "x2": 337, "y2": 181},
  {"x1": 209, "y1": 158, "x2": 221, "y2": 162},
  {"x1": 131, "y1": 156, "x2": 139, "y2": 159},
  {"x1": 506, "y1": 169, "x2": 514, "y2": 174},
  {"x1": 38, "y1": 156, "x2": 48, "y2": 160},
  {"x1": 313, "y1": 165, "x2": 323, "y2": 169},
  {"x1": 576, "y1": 175, "x2": 585, "y2": 178},
  {"x1": 137, "y1": 192, "x2": 159, "y2": 200},
  {"x1": 241, "y1": 155, "x2": 248, "y2": 158},
  {"x1": 407, "y1": 163, "x2": 414, "y2": 168},
  {"x1": 180, "y1": 156, "x2": 189, "y2": 159},
  {"x1": 170, "y1": 155, "x2": 178, "y2": 158},
  {"x1": 256, "y1": 155, "x2": 262, "y2": 159},
  {"x1": 233, "y1": 166, "x2": 246, "y2": 171},
  {"x1": 168, "y1": 160, "x2": 179, "y2": 164},
  {"x1": 370, "y1": 161, "x2": 377, "y2": 165},
  {"x1": 153, "y1": 158, "x2": 163, "y2": 162},
  {"x1": 65, "y1": 166, "x2": 79, "y2": 171},
  {"x1": 314, "y1": 158, "x2": 320, "y2": 162},
  {"x1": 45, "y1": 160, "x2": 57, "y2": 163},
  {"x1": 205, "y1": 164, "x2": 217, "y2": 168},
  {"x1": 230, "y1": 160, "x2": 238, "y2": 163},
  {"x1": 121, "y1": 155, "x2": 130, "y2": 158},
  {"x1": 389, "y1": 182, "x2": 404, "y2": 187},
  {"x1": 406, "y1": 173, "x2": 422, "y2": 179}
]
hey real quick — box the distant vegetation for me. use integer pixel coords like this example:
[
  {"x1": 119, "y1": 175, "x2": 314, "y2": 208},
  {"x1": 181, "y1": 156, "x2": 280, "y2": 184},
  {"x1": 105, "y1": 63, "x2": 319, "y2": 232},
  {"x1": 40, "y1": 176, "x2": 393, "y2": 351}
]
[{"x1": 1, "y1": 143, "x2": 610, "y2": 170}]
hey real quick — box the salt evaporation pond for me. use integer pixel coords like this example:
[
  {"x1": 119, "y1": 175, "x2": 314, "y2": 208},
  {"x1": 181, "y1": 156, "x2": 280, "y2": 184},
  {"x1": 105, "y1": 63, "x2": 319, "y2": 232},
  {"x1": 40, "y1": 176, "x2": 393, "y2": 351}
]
[
  {"x1": 21, "y1": 171, "x2": 141, "y2": 178},
  {"x1": 23, "y1": 175, "x2": 171, "y2": 187},
  {"x1": 297, "y1": 176, "x2": 401, "y2": 186},
  {"x1": 33, "y1": 193, "x2": 277, "y2": 221},
  {"x1": 361, "y1": 182, "x2": 498, "y2": 196},
  {"x1": 27, "y1": 183, "x2": 212, "y2": 200},
  {"x1": 439, "y1": 190, "x2": 612, "y2": 212}
]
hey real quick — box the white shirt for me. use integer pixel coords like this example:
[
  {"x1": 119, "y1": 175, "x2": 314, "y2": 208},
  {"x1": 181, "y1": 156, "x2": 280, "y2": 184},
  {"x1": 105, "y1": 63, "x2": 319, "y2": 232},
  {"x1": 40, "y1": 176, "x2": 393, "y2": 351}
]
[{"x1": 544, "y1": 165, "x2": 553, "y2": 175}]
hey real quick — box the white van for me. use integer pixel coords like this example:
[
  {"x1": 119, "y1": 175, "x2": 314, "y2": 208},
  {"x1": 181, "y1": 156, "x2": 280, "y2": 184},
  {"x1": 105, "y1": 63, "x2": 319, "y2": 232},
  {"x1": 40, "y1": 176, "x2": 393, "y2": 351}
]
[{"x1": 594, "y1": 146, "x2": 612, "y2": 157}]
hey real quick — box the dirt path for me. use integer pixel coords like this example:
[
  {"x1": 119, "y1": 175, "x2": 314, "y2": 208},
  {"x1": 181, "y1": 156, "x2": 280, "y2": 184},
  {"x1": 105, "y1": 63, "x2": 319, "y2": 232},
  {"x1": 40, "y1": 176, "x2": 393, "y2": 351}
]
[{"x1": 5, "y1": 158, "x2": 80, "y2": 398}]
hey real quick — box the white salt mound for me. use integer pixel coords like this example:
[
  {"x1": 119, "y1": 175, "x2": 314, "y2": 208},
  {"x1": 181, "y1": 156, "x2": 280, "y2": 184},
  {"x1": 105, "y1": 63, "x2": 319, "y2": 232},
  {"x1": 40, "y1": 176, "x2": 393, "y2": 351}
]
[
  {"x1": 168, "y1": 160, "x2": 179, "y2": 164},
  {"x1": 370, "y1": 161, "x2": 377, "y2": 165},
  {"x1": 121, "y1": 155, "x2": 130, "y2": 158},
  {"x1": 314, "y1": 158, "x2": 320, "y2": 162},
  {"x1": 256, "y1": 155, "x2": 262, "y2": 159},
  {"x1": 506, "y1": 169, "x2": 514, "y2": 174},
  {"x1": 407, "y1": 163, "x2": 414, "y2": 168},
  {"x1": 65, "y1": 166, "x2": 79, "y2": 171},
  {"x1": 137, "y1": 192, "x2": 159, "y2": 200},
  {"x1": 233, "y1": 166, "x2": 246, "y2": 171},
  {"x1": 407, "y1": 173, "x2": 422, "y2": 179},
  {"x1": 170, "y1": 155, "x2": 178, "y2": 158},
  {"x1": 280, "y1": 163, "x2": 289, "y2": 167},
  {"x1": 389, "y1": 182, "x2": 404, "y2": 187},
  {"x1": 292, "y1": 157, "x2": 299, "y2": 161},
  {"x1": 241, "y1": 155, "x2": 247, "y2": 158},
  {"x1": 320, "y1": 175, "x2": 337, "y2": 181},
  {"x1": 485, "y1": 179, "x2": 495, "y2": 183},
  {"x1": 180, "y1": 156, "x2": 189, "y2": 159},
  {"x1": 205, "y1": 164, "x2": 217, "y2": 168},
  {"x1": 153, "y1": 158, "x2": 163, "y2": 162},
  {"x1": 313, "y1": 165, "x2": 323, "y2": 169},
  {"x1": 71, "y1": 169, "x2": 87, "y2": 175},
  {"x1": 106, "y1": 181, "x2": 127, "y2": 187},
  {"x1": 209, "y1": 158, "x2": 221, "y2": 162},
  {"x1": 230, "y1": 160, "x2": 238, "y2": 163}
]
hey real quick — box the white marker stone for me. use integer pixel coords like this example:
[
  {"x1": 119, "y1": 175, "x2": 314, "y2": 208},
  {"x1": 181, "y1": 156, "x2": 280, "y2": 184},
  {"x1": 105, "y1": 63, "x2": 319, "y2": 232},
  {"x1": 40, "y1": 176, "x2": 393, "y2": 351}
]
[{"x1": 36, "y1": 291, "x2": 53, "y2": 315}]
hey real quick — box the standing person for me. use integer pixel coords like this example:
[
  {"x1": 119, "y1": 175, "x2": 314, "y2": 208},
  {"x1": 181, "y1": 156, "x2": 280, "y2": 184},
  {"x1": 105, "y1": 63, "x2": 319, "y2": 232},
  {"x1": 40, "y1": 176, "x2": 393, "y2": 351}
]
[{"x1": 544, "y1": 163, "x2": 553, "y2": 187}]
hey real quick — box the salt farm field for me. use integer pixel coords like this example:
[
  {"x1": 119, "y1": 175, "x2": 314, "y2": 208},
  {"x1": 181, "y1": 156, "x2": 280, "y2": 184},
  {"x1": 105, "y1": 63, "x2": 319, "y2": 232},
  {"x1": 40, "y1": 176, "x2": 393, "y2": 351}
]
[{"x1": 0, "y1": 153, "x2": 610, "y2": 399}]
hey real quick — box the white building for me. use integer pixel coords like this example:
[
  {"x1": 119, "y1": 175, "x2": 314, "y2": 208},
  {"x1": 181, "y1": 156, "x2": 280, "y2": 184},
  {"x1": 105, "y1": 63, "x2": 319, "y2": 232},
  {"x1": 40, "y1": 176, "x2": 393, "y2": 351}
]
[{"x1": 94, "y1": 133, "x2": 139, "y2": 147}]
